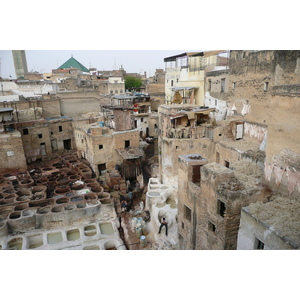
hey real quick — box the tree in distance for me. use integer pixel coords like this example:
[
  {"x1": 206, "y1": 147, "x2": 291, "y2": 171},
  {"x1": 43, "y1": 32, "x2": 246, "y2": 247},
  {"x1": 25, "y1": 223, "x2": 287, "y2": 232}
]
[{"x1": 125, "y1": 76, "x2": 142, "y2": 92}]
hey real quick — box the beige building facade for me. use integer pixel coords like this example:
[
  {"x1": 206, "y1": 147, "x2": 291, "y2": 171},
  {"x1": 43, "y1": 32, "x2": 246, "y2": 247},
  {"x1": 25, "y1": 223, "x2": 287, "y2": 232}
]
[
  {"x1": 164, "y1": 51, "x2": 228, "y2": 105},
  {"x1": 74, "y1": 123, "x2": 140, "y2": 177}
]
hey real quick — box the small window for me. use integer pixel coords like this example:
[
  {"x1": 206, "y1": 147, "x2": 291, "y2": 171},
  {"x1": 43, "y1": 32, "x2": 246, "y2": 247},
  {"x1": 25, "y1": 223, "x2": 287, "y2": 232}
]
[
  {"x1": 184, "y1": 205, "x2": 192, "y2": 222},
  {"x1": 171, "y1": 80, "x2": 173, "y2": 87},
  {"x1": 208, "y1": 221, "x2": 216, "y2": 232},
  {"x1": 59, "y1": 126, "x2": 63, "y2": 132},
  {"x1": 125, "y1": 140, "x2": 130, "y2": 148},
  {"x1": 23, "y1": 128, "x2": 29, "y2": 135},
  {"x1": 38, "y1": 134, "x2": 43, "y2": 139},
  {"x1": 233, "y1": 82, "x2": 236, "y2": 90},
  {"x1": 99, "y1": 145, "x2": 103, "y2": 149},
  {"x1": 217, "y1": 200, "x2": 226, "y2": 217},
  {"x1": 264, "y1": 82, "x2": 269, "y2": 92},
  {"x1": 255, "y1": 238, "x2": 265, "y2": 250},
  {"x1": 215, "y1": 100, "x2": 217, "y2": 106},
  {"x1": 216, "y1": 152, "x2": 220, "y2": 163},
  {"x1": 141, "y1": 118, "x2": 143, "y2": 122},
  {"x1": 208, "y1": 80, "x2": 212, "y2": 91},
  {"x1": 181, "y1": 222, "x2": 184, "y2": 229},
  {"x1": 221, "y1": 78, "x2": 226, "y2": 92},
  {"x1": 81, "y1": 139, "x2": 84, "y2": 144},
  {"x1": 225, "y1": 160, "x2": 230, "y2": 168}
]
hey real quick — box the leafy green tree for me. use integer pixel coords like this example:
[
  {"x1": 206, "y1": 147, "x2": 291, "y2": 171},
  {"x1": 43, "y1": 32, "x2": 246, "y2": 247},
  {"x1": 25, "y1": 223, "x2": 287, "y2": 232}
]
[{"x1": 125, "y1": 76, "x2": 142, "y2": 91}]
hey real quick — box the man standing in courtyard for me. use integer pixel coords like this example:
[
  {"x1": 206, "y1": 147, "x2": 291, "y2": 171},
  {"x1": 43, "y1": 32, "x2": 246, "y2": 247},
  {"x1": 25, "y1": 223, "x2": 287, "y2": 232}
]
[{"x1": 158, "y1": 217, "x2": 168, "y2": 236}]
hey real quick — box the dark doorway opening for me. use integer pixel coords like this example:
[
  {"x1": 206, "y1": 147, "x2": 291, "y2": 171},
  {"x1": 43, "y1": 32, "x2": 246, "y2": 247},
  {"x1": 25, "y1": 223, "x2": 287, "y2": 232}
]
[
  {"x1": 63, "y1": 139, "x2": 72, "y2": 150},
  {"x1": 192, "y1": 165, "x2": 201, "y2": 185},
  {"x1": 98, "y1": 163, "x2": 106, "y2": 175}
]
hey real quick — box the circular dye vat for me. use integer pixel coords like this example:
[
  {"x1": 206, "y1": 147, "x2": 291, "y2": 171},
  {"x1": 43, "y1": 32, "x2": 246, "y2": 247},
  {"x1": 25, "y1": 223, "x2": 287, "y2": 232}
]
[{"x1": 71, "y1": 196, "x2": 84, "y2": 203}]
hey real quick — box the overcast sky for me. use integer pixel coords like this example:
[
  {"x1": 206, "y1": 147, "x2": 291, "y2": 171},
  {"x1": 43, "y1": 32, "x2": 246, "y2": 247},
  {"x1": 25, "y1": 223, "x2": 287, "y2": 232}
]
[{"x1": 0, "y1": 50, "x2": 199, "y2": 79}]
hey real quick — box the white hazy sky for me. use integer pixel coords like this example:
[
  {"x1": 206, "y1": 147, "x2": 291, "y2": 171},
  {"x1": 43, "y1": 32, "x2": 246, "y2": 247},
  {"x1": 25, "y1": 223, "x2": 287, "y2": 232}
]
[{"x1": 0, "y1": 49, "x2": 198, "y2": 79}]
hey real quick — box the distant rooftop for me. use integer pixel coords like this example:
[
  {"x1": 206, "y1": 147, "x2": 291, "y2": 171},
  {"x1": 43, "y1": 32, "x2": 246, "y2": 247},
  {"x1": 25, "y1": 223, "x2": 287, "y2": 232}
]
[
  {"x1": 57, "y1": 56, "x2": 89, "y2": 73},
  {"x1": 0, "y1": 107, "x2": 14, "y2": 113}
]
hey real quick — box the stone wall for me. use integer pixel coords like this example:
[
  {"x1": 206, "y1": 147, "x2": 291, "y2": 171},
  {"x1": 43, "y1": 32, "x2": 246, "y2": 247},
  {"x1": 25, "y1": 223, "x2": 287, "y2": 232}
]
[
  {"x1": 74, "y1": 125, "x2": 140, "y2": 176},
  {"x1": 196, "y1": 163, "x2": 269, "y2": 250},
  {"x1": 237, "y1": 205, "x2": 299, "y2": 250},
  {"x1": 0, "y1": 131, "x2": 27, "y2": 171}
]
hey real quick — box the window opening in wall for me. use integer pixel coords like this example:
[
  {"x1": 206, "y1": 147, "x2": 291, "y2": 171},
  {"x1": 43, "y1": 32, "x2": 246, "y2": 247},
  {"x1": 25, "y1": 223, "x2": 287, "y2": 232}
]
[
  {"x1": 233, "y1": 82, "x2": 236, "y2": 90},
  {"x1": 181, "y1": 222, "x2": 184, "y2": 229},
  {"x1": 125, "y1": 140, "x2": 130, "y2": 148},
  {"x1": 141, "y1": 118, "x2": 143, "y2": 122},
  {"x1": 225, "y1": 160, "x2": 230, "y2": 168},
  {"x1": 215, "y1": 100, "x2": 217, "y2": 106},
  {"x1": 208, "y1": 221, "x2": 216, "y2": 232},
  {"x1": 236, "y1": 123, "x2": 244, "y2": 140},
  {"x1": 192, "y1": 165, "x2": 201, "y2": 185},
  {"x1": 217, "y1": 200, "x2": 226, "y2": 217},
  {"x1": 184, "y1": 205, "x2": 192, "y2": 222},
  {"x1": 264, "y1": 82, "x2": 269, "y2": 92},
  {"x1": 208, "y1": 80, "x2": 211, "y2": 91},
  {"x1": 23, "y1": 128, "x2": 29, "y2": 135},
  {"x1": 254, "y1": 238, "x2": 265, "y2": 250},
  {"x1": 99, "y1": 144, "x2": 103, "y2": 149},
  {"x1": 216, "y1": 152, "x2": 220, "y2": 163},
  {"x1": 171, "y1": 80, "x2": 173, "y2": 87},
  {"x1": 63, "y1": 139, "x2": 71, "y2": 150},
  {"x1": 221, "y1": 78, "x2": 226, "y2": 92},
  {"x1": 134, "y1": 120, "x2": 137, "y2": 128},
  {"x1": 38, "y1": 134, "x2": 43, "y2": 139},
  {"x1": 59, "y1": 126, "x2": 63, "y2": 132}
]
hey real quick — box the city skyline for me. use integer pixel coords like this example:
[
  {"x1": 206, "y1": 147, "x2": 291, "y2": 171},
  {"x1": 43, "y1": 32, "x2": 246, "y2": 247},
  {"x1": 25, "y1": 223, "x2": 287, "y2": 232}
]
[{"x1": 0, "y1": 50, "x2": 198, "y2": 79}]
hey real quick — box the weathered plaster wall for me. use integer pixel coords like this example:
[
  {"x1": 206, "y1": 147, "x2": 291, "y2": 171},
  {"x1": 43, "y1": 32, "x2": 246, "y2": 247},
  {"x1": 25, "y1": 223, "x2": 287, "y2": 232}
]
[
  {"x1": 40, "y1": 99, "x2": 61, "y2": 118},
  {"x1": 0, "y1": 131, "x2": 27, "y2": 171},
  {"x1": 114, "y1": 110, "x2": 133, "y2": 131},
  {"x1": 48, "y1": 119, "x2": 75, "y2": 152},
  {"x1": 177, "y1": 155, "x2": 208, "y2": 250},
  {"x1": 160, "y1": 137, "x2": 215, "y2": 188},
  {"x1": 59, "y1": 97, "x2": 101, "y2": 117},
  {"x1": 237, "y1": 201, "x2": 300, "y2": 250},
  {"x1": 74, "y1": 126, "x2": 139, "y2": 176},
  {"x1": 196, "y1": 163, "x2": 269, "y2": 250}
]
